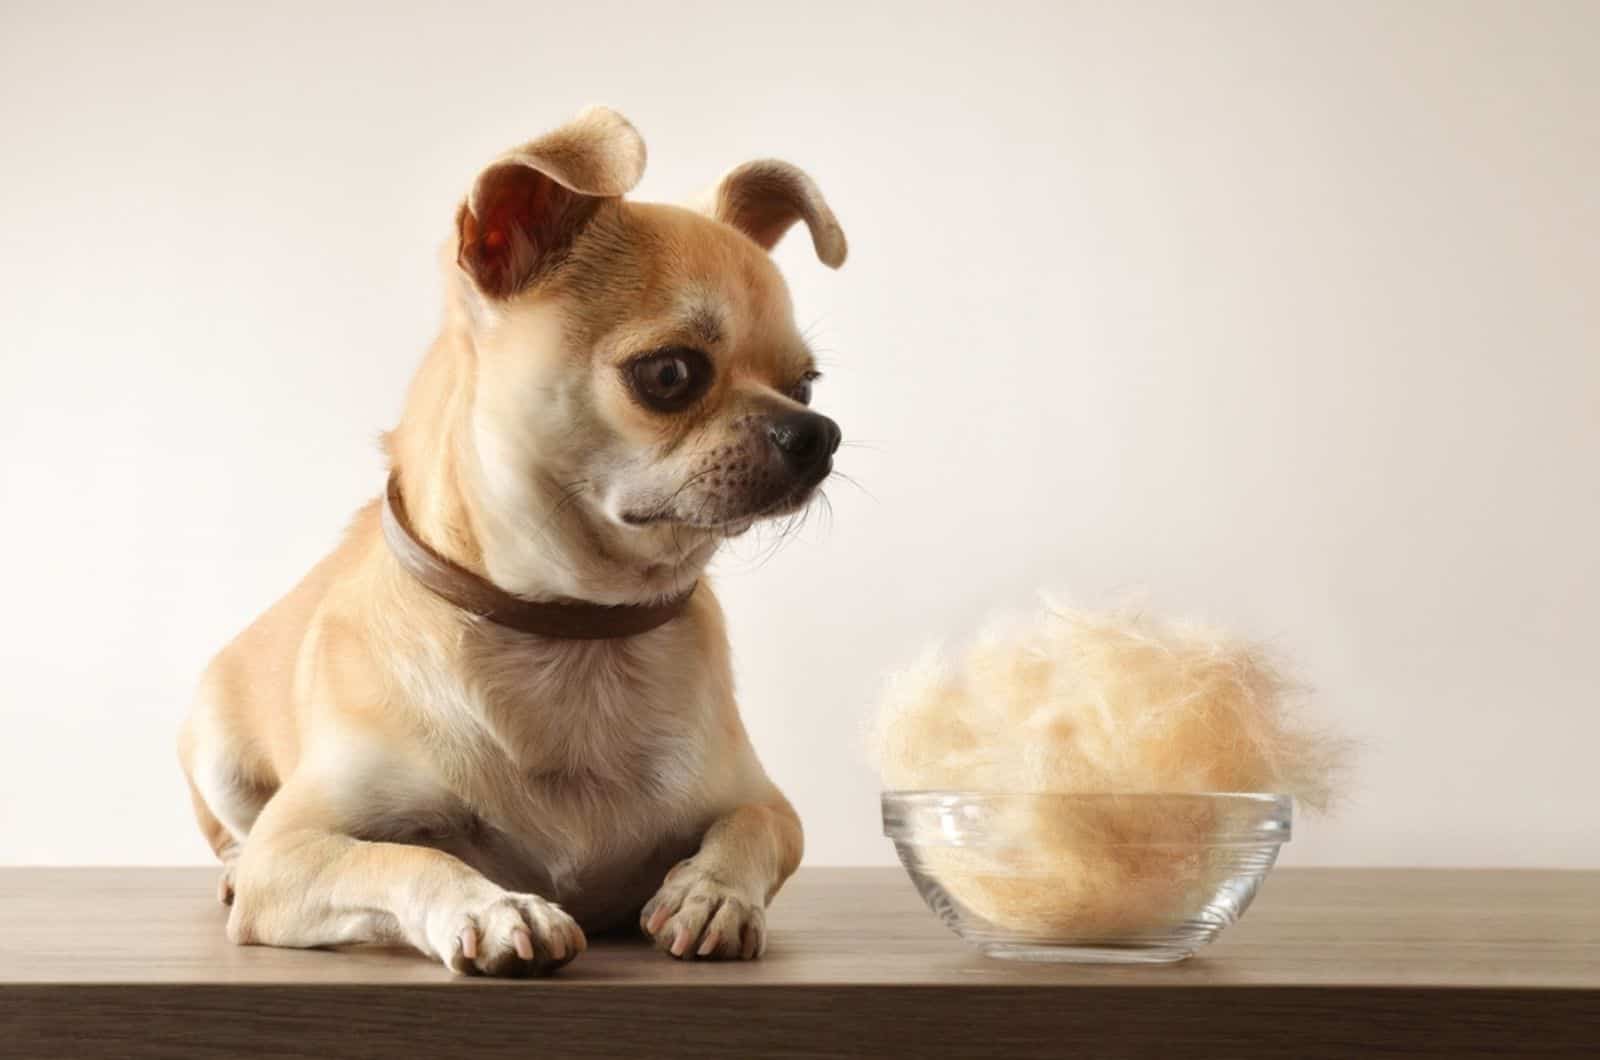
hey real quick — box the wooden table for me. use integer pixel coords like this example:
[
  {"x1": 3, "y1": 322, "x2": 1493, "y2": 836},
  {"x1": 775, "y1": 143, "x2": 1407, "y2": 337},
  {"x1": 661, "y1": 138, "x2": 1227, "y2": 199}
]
[{"x1": 1, "y1": 867, "x2": 1596, "y2": 1058}]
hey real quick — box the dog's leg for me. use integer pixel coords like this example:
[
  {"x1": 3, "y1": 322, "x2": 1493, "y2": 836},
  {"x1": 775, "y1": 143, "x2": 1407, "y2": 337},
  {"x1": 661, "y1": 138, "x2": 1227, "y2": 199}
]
[
  {"x1": 639, "y1": 795, "x2": 803, "y2": 959},
  {"x1": 227, "y1": 777, "x2": 586, "y2": 976},
  {"x1": 182, "y1": 773, "x2": 244, "y2": 904},
  {"x1": 178, "y1": 714, "x2": 271, "y2": 906}
]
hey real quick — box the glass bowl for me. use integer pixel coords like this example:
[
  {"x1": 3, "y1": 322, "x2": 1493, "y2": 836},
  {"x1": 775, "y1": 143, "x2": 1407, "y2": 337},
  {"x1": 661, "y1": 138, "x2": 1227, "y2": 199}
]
[{"x1": 882, "y1": 791, "x2": 1291, "y2": 963}]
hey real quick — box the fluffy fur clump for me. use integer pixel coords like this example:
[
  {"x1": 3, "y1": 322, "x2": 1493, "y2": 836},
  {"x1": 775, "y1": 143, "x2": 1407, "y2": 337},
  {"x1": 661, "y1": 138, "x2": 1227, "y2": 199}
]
[
  {"x1": 871, "y1": 603, "x2": 1342, "y2": 804},
  {"x1": 869, "y1": 602, "x2": 1347, "y2": 938}
]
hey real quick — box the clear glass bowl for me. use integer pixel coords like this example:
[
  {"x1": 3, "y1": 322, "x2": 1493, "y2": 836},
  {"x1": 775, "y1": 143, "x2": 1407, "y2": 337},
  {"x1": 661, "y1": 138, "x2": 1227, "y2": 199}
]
[{"x1": 882, "y1": 791, "x2": 1291, "y2": 963}]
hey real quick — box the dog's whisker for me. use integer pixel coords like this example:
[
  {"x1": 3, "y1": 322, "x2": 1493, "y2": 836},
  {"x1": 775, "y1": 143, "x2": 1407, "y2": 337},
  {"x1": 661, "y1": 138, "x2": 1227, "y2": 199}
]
[
  {"x1": 515, "y1": 478, "x2": 593, "y2": 577},
  {"x1": 816, "y1": 489, "x2": 835, "y2": 534},
  {"x1": 826, "y1": 470, "x2": 877, "y2": 502}
]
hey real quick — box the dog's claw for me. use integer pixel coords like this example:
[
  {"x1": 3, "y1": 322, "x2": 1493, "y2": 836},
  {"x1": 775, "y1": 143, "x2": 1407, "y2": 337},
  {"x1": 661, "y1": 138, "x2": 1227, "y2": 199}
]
[
  {"x1": 642, "y1": 864, "x2": 767, "y2": 960},
  {"x1": 440, "y1": 892, "x2": 585, "y2": 976}
]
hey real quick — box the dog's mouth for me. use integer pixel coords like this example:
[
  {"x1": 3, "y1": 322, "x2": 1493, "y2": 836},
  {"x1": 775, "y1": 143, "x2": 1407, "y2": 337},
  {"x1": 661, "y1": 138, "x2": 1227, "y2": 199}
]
[
  {"x1": 749, "y1": 459, "x2": 833, "y2": 522},
  {"x1": 621, "y1": 459, "x2": 832, "y2": 534}
]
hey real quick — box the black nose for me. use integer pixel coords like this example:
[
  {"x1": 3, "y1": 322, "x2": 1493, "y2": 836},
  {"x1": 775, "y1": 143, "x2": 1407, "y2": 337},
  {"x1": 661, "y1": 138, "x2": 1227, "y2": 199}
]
[{"x1": 767, "y1": 411, "x2": 842, "y2": 473}]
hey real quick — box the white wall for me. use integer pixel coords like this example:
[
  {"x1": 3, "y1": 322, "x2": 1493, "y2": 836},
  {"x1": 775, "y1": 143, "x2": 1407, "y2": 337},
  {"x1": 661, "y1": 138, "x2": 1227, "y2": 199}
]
[{"x1": 3, "y1": 0, "x2": 1596, "y2": 868}]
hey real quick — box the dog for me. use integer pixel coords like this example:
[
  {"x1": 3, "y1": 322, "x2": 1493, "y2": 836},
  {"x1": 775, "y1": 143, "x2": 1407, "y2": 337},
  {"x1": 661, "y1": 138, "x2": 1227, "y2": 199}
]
[{"x1": 177, "y1": 105, "x2": 846, "y2": 976}]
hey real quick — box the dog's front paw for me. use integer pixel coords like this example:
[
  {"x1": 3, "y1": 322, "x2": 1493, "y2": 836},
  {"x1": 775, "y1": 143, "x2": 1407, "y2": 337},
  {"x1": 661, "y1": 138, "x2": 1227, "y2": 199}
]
[
  {"x1": 431, "y1": 890, "x2": 587, "y2": 977},
  {"x1": 640, "y1": 862, "x2": 766, "y2": 960}
]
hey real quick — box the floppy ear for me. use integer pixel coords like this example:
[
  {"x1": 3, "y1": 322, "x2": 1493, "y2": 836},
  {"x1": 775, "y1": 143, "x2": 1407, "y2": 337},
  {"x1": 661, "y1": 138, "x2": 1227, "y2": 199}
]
[
  {"x1": 456, "y1": 105, "x2": 647, "y2": 299},
  {"x1": 702, "y1": 160, "x2": 847, "y2": 269}
]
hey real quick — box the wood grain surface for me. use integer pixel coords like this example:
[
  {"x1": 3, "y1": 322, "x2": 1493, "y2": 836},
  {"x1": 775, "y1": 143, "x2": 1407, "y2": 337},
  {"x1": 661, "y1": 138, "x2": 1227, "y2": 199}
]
[{"x1": 1, "y1": 867, "x2": 1596, "y2": 1057}]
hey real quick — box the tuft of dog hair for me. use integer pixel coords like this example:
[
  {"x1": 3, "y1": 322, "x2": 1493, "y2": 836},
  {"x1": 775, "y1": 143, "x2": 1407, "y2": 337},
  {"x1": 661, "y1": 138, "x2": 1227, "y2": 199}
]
[{"x1": 867, "y1": 599, "x2": 1350, "y2": 937}]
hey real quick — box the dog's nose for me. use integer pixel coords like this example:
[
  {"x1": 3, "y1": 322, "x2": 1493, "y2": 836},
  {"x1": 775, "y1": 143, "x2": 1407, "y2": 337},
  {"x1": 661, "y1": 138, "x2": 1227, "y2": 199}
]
[{"x1": 767, "y1": 411, "x2": 841, "y2": 473}]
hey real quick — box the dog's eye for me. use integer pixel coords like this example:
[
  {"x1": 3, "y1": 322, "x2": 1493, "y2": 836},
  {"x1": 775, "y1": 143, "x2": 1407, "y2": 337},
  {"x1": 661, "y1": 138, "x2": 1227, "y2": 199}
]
[
  {"x1": 626, "y1": 348, "x2": 712, "y2": 413},
  {"x1": 790, "y1": 370, "x2": 820, "y2": 406}
]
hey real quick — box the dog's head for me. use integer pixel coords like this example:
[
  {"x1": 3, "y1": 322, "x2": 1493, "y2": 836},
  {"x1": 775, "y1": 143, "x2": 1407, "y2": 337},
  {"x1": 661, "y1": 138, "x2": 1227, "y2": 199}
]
[{"x1": 446, "y1": 106, "x2": 845, "y2": 588}]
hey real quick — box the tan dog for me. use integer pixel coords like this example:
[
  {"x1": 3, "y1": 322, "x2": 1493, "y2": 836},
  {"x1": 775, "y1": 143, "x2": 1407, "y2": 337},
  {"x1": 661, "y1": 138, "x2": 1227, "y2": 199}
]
[{"x1": 176, "y1": 106, "x2": 846, "y2": 976}]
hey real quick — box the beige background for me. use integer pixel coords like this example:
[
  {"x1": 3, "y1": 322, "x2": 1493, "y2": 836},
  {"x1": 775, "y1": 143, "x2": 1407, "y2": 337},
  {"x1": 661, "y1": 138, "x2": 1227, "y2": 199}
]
[{"x1": 2, "y1": 1, "x2": 1596, "y2": 868}]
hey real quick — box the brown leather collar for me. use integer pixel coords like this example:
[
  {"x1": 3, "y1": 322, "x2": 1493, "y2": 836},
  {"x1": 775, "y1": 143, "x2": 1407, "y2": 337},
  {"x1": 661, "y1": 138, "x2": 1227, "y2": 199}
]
[{"x1": 381, "y1": 473, "x2": 695, "y2": 639}]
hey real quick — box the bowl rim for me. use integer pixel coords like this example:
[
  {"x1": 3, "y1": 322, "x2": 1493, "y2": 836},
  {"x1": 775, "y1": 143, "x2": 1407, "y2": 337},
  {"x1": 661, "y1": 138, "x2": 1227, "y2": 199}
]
[
  {"x1": 883, "y1": 789, "x2": 1292, "y2": 802},
  {"x1": 880, "y1": 790, "x2": 1293, "y2": 845}
]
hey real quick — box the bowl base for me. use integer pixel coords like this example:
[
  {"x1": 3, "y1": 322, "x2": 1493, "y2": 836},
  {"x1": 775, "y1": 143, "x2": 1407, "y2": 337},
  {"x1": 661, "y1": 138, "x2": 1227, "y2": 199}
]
[{"x1": 980, "y1": 941, "x2": 1197, "y2": 964}]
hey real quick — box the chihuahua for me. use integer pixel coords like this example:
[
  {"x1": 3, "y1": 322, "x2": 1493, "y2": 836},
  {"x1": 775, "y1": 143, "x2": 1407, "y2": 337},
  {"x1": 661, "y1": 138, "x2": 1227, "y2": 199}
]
[{"x1": 177, "y1": 105, "x2": 846, "y2": 976}]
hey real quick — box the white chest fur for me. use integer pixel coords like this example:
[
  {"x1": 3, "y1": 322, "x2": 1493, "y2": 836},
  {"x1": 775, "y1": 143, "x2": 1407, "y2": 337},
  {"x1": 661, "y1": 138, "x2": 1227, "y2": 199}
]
[{"x1": 371, "y1": 618, "x2": 732, "y2": 917}]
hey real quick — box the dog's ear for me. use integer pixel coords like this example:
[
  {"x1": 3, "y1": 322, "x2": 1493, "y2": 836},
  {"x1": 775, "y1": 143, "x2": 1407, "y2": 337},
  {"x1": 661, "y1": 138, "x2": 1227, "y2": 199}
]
[
  {"x1": 456, "y1": 105, "x2": 647, "y2": 299},
  {"x1": 701, "y1": 160, "x2": 847, "y2": 269}
]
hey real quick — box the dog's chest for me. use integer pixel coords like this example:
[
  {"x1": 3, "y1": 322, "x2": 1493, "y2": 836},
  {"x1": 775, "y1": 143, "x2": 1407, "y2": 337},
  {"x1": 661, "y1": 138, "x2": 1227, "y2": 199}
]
[
  {"x1": 396, "y1": 626, "x2": 718, "y2": 911},
  {"x1": 472, "y1": 630, "x2": 710, "y2": 792}
]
